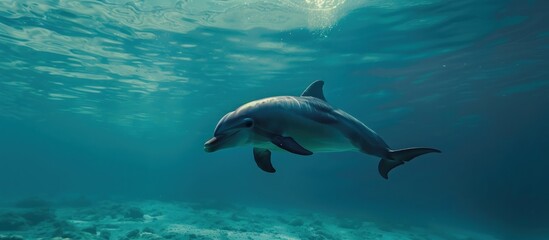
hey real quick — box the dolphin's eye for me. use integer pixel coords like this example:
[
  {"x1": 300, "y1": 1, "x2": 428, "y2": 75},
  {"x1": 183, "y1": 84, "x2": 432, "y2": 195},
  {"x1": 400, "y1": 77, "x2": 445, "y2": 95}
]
[{"x1": 243, "y1": 118, "x2": 254, "y2": 128}]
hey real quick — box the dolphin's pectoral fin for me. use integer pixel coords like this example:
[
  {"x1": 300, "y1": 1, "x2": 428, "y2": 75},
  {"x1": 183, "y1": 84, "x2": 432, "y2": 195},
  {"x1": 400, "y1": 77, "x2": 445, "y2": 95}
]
[
  {"x1": 271, "y1": 136, "x2": 313, "y2": 155},
  {"x1": 253, "y1": 148, "x2": 276, "y2": 173}
]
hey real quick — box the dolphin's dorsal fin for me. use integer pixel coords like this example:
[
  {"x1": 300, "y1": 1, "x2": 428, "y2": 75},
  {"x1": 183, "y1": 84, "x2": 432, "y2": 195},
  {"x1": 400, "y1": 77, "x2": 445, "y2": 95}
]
[{"x1": 301, "y1": 80, "x2": 326, "y2": 102}]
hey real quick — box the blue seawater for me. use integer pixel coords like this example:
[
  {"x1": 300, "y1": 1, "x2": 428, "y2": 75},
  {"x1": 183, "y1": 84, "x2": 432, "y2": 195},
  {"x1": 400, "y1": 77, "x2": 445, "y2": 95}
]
[{"x1": 0, "y1": 0, "x2": 548, "y2": 239}]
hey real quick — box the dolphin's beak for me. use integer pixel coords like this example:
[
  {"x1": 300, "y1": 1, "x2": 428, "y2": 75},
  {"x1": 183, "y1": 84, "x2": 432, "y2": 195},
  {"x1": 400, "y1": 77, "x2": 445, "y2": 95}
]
[
  {"x1": 204, "y1": 131, "x2": 239, "y2": 153},
  {"x1": 204, "y1": 136, "x2": 220, "y2": 152}
]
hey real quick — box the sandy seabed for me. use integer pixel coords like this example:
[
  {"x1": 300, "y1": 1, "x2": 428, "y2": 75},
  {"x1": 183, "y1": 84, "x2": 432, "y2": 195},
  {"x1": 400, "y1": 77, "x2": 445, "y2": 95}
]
[{"x1": 0, "y1": 199, "x2": 498, "y2": 240}]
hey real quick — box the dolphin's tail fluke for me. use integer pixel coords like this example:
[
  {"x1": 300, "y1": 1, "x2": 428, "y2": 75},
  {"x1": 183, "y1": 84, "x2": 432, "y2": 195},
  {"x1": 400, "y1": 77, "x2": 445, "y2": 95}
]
[{"x1": 378, "y1": 147, "x2": 441, "y2": 179}]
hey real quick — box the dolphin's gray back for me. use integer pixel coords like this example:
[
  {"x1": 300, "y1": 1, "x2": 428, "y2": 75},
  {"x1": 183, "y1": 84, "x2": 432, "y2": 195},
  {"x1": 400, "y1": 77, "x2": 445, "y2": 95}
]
[{"x1": 236, "y1": 96, "x2": 331, "y2": 117}]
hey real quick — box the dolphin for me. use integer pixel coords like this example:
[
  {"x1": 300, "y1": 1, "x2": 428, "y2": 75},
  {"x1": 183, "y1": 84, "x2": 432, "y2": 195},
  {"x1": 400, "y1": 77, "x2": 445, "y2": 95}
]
[{"x1": 204, "y1": 80, "x2": 440, "y2": 179}]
